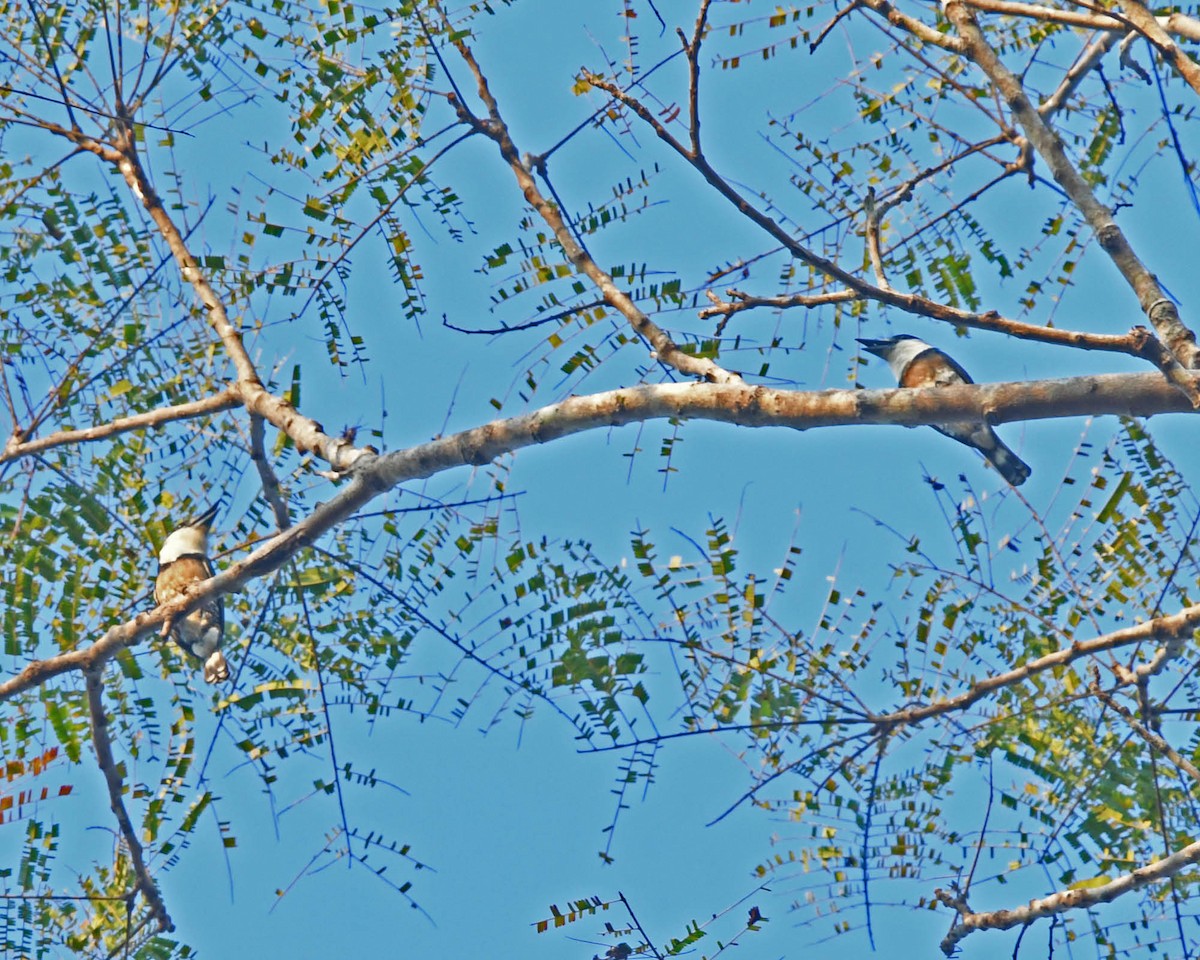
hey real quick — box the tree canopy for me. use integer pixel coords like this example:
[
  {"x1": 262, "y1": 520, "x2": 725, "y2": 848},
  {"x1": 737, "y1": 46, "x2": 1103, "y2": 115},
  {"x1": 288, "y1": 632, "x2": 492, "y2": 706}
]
[{"x1": 3, "y1": 0, "x2": 1200, "y2": 957}]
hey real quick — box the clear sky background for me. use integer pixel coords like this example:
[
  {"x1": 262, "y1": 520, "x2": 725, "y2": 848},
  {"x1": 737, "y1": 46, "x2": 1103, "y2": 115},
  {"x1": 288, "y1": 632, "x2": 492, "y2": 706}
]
[{"x1": 8, "y1": 0, "x2": 1200, "y2": 957}]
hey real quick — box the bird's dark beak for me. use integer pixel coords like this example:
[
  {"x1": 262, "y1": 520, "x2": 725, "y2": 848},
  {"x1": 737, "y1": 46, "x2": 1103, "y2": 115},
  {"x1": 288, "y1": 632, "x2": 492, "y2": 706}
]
[
  {"x1": 856, "y1": 337, "x2": 890, "y2": 358},
  {"x1": 191, "y1": 503, "x2": 220, "y2": 530}
]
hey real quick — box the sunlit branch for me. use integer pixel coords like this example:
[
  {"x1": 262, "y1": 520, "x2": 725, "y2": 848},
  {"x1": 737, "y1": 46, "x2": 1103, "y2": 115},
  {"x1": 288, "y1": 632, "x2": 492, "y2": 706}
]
[
  {"x1": 944, "y1": 0, "x2": 1200, "y2": 381},
  {"x1": 961, "y1": 0, "x2": 1200, "y2": 41},
  {"x1": 103, "y1": 127, "x2": 375, "y2": 472},
  {"x1": 1115, "y1": 0, "x2": 1200, "y2": 97},
  {"x1": 446, "y1": 32, "x2": 742, "y2": 385},
  {"x1": 858, "y1": 0, "x2": 966, "y2": 50},
  {"x1": 937, "y1": 834, "x2": 1200, "y2": 954},
  {"x1": 4, "y1": 371, "x2": 1200, "y2": 704},
  {"x1": 1, "y1": 388, "x2": 241, "y2": 464}
]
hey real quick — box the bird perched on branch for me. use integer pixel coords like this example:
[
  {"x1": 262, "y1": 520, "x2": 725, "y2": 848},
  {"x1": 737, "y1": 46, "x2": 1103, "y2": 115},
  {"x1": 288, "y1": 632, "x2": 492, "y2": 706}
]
[
  {"x1": 155, "y1": 503, "x2": 230, "y2": 683},
  {"x1": 857, "y1": 334, "x2": 1031, "y2": 486}
]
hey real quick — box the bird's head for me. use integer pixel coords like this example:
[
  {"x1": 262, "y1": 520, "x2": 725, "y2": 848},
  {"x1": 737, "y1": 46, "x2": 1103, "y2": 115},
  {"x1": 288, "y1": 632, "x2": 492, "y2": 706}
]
[
  {"x1": 857, "y1": 334, "x2": 932, "y2": 380},
  {"x1": 856, "y1": 334, "x2": 922, "y2": 360},
  {"x1": 158, "y1": 503, "x2": 219, "y2": 564}
]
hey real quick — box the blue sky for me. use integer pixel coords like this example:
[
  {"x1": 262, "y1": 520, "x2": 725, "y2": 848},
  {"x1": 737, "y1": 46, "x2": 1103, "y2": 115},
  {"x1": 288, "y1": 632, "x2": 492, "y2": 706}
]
[
  {"x1": 7, "y1": 0, "x2": 1200, "y2": 957},
  {"x1": 154, "y1": 0, "x2": 1200, "y2": 955}
]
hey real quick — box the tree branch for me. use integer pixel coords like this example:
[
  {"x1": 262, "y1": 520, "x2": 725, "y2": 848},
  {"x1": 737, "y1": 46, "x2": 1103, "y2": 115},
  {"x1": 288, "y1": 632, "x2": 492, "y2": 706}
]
[
  {"x1": 874, "y1": 601, "x2": 1200, "y2": 731},
  {"x1": 3, "y1": 370, "x2": 1198, "y2": 702},
  {"x1": 446, "y1": 34, "x2": 742, "y2": 385},
  {"x1": 581, "y1": 70, "x2": 1192, "y2": 384},
  {"x1": 85, "y1": 669, "x2": 173, "y2": 932},
  {"x1": 944, "y1": 0, "x2": 1200, "y2": 379},
  {"x1": 937, "y1": 836, "x2": 1200, "y2": 954},
  {"x1": 249, "y1": 414, "x2": 291, "y2": 530},
  {"x1": 960, "y1": 0, "x2": 1200, "y2": 41},
  {"x1": 106, "y1": 127, "x2": 374, "y2": 472},
  {"x1": 1, "y1": 387, "x2": 240, "y2": 464},
  {"x1": 1115, "y1": 0, "x2": 1200, "y2": 97}
]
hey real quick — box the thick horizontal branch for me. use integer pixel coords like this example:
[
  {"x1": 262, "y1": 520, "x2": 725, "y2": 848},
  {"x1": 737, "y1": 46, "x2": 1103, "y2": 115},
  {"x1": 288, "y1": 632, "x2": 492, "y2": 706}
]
[
  {"x1": 367, "y1": 371, "x2": 1195, "y2": 492},
  {"x1": 2, "y1": 369, "x2": 1195, "y2": 701}
]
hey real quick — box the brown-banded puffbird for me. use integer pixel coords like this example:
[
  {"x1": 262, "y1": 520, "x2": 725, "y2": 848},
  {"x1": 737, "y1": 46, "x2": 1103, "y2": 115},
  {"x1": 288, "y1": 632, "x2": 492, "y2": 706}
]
[
  {"x1": 155, "y1": 503, "x2": 230, "y2": 683},
  {"x1": 857, "y1": 334, "x2": 1032, "y2": 486}
]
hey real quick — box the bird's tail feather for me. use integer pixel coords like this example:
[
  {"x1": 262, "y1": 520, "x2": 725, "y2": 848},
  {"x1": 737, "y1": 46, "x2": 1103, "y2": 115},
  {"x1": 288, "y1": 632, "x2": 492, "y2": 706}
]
[
  {"x1": 204, "y1": 650, "x2": 230, "y2": 684},
  {"x1": 989, "y1": 443, "x2": 1031, "y2": 486}
]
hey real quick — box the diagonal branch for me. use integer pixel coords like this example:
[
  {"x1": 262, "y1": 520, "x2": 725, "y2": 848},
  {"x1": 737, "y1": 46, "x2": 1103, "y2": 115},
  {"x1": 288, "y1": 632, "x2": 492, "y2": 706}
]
[
  {"x1": 943, "y1": 0, "x2": 1200, "y2": 380},
  {"x1": 936, "y1": 835, "x2": 1200, "y2": 954},
  {"x1": 85, "y1": 669, "x2": 173, "y2": 932},
  {"x1": 1, "y1": 387, "x2": 240, "y2": 464},
  {"x1": 249, "y1": 414, "x2": 290, "y2": 530},
  {"x1": 445, "y1": 32, "x2": 741, "y2": 385},
  {"x1": 107, "y1": 128, "x2": 374, "y2": 472},
  {"x1": 873, "y1": 601, "x2": 1200, "y2": 732}
]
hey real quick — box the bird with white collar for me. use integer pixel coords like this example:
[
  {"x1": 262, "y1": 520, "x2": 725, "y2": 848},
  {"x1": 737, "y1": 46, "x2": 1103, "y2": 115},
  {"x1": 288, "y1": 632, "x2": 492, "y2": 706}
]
[
  {"x1": 155, "y1": 503, "x2": 230, "y2": 683},
  {"x1": 857, "y1": 333, "x2": 1031, "y2": 486}
]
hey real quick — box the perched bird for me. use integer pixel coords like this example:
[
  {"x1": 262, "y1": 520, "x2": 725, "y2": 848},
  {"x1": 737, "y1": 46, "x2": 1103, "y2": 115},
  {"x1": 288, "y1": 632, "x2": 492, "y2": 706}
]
[
  {"x1": 155, "y1": 503, "x2": 230, "y2": 683},
  {"x1": 857, "y1": 334, "x2": 1031, "y2": 486}
]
